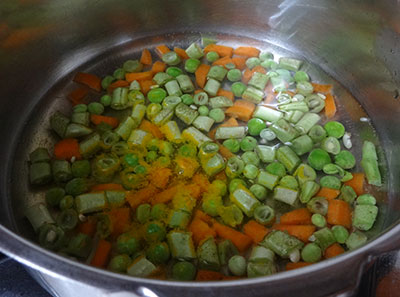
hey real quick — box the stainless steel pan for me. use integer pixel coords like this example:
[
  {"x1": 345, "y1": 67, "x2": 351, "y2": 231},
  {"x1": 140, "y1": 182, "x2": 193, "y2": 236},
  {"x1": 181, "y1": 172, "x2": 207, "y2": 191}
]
[{"x1": 0, "y1": 0, "x2": 400, "y2": 296}]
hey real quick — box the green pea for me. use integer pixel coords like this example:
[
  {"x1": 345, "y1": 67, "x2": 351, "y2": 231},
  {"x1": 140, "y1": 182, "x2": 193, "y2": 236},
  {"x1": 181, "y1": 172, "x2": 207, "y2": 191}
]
[
  {"x1": 150, "y1": 203, "x2": 168, "y2": 220},
  {"x1": 206, "y1": 51, "x2": 219, "y2": 63},
  {"x1": 113, "y1": 68, "x2": 125, "y2": 80},
  {"x1": 136, "y1": 204, "x2": 151, "y2": 223},
  {"x1": 308, "y1": 149, "x2": 331, "y2": 170},
  {"x1": 184, "y1": 58, "x2": 201, "y2": 73},
  {"x1": 228, "y1": 255, "x2": 246, "y2": 276},
  {"x1": 223, "y1": 138, "x2": 240, "y2": 153},
  {"x1": 231, "y1": 82, "x2": 247, "y2": 97},
  {"x1": 240, "y1": 136, "x2": 258, "y2": 151},
  {"x1": 134, "y1": 165, "x2": 147, "y2": 174},
  {"x1": 227, "y1": 69, "x2": 242, "y2": 82},
  {"x1": 241, "y1": 151, "x2": 260, "y2": 166},
  {"x1": 320, "y1": 176, "x2": 341, "y2": 190},
  {"x1": 211, "y1": 180, "x2": 228, "y2": 197},
  {"x1": 147, "y1": 242, "x2": 170, "y2": 264},
  {"x1": 324, "y1": 121, "x2": 345, "y2": 138},
  {"x1": 181, "y1": 94, "x2": 194, "y2": 105},
  {"x1": 144, "y1": 221, "x2": 166, "y2": 242},
  {"x1": 123, "y1": 60, "x2": 143, "y2": 72},
  {"x1": 147, "y1": 87, "x2": 167, "y2": 104},
  {"x1": 65, "y1": 177, "x2": 88, "y2": 196},
  {"x1": 229, "y1": 179, "x2": 247, "y2": 193},
  {"x1": 59, "y1": 195, "x2": 74, "y2": 210},
  {"x1": 334, "y1": 150, "x2": 356, "y2": 169},
  {"x1": 172, "y1": 261, "x2": 196, "y2": 281},
  {"x1": 246, "y1": 57, "x2": 261, "y2": 69},
  {"x1": 243, "y1": 164, "x2": 259, "y2": 180},
  {"x1": 301, "y1": 243, "x2": 322, "y2": 262},
  {"x1": 357, "y1": 194, "x2": 376, "y2": 205},
  {"x1": 321, "y1": 136, "x2": 341, "y2": 155},
  {"x1": 247, "y1": 118, "x2": 266, "y2": 136},
  {"x1": 166, "y1": 66, "x2": 183, "y2": 78},
  {"x1": 198, "y1": 105, "x2": 209, "y2": 116},
  {"x1": 100, "y1": 95, "x2": 112, "y2": 107},
  {"x1": 108, "y1": 254, "x2": 132, "y2": 272},
  {"x1": 147, "y1": 138, "x2": 160, "y2": 151},
  {"x1": 178, "y1": 143, "x2": 197, "y2": 157},
  {"x1": 45, "y1": 187, "x2": 65, "y2": 207},
  {"x1": 73, "y1": 104, "x2": 87, "y2": 113},
  {"x1": 123, "y1": 153, "x2": 139, "y2": 167},
  {"x1": 101, "y1": 75, "x2": 115, "y2": 90},
  {"x1": 117, "y1": 233, "x2": 141, "y2": 255},
  {"x1": 146, "y1": 150, "x2": 158, "y2": 163},
  {"x1": 331, "y1": 225, "x2": 349, "y2": 244},
  {"x1": 88, "y1": 102, "x2": 104, "y2": 115},
  {"x1": 311, "y1": 214, "x2": 326, "y2": 228},
  {"x1": 279, "y1": 175, "x2": 299, "y2": 190},
  {"x1": 294, "y1": 71, "x2": 310, "y2": 82},
  {"x1": 265, "y1": 162, "x2": 286, "y2": 177},
  {"x1": 308, "y1": 125, "x2": 327, "y2": 143},
  {"x1": 209, "y1": 108, "x2": 225, "y2": 123},
  {"x1": 71, "y1": 160, "x2": 91, "y2": 178}
]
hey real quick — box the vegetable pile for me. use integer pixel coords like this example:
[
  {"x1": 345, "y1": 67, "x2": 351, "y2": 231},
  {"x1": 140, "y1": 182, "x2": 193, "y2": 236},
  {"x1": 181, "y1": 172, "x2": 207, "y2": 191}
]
[{"x1": 25, "y1": 37, "x2": 382, "y2": 281}]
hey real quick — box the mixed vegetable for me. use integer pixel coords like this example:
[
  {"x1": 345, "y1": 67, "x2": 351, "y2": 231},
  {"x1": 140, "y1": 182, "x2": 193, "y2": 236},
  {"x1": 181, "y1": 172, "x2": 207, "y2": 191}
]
[{"x1": 25, "y1": 37, "x2": 382, "y2": 281}]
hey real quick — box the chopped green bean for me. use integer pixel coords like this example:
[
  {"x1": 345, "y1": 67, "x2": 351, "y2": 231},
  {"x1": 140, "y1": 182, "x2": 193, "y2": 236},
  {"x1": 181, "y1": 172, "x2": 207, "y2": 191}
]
[
  {"x1": 185, "y1": 42, "x2": 204, "y2": 59},
  {"x1": 270, "y1": 119, "x2": 299, "y2": 143},
  {"x1": 204, "y1": 78, "x2": 221, "y2": 96},
  {"x1": 266, "y1": 162, "x2": 286, "y2": 177},
  {"x1": 242, "y1": 86, "x2": 264, "y2": 104},
  {"x1": 225, "y1": 157, "x2": 245, "y2": 178},
  {"x1": 241, "y1": 151, "x2": 260, "y2": 166},
  {"x1": 321, "y1": 136, "x2": 341, "y2": 155},
  {"x1": 290, "y1": 135, "x2": 314, "y2": 156},
  {"x1": 209, "y1": 96, "x2": 233, "y2": 109},
  {"x1": 208, "y1": 65, "x2": 228, "y2": 81},
  {"x1": 308, "y1": 124, "x2": 327, "y2": 143},
  {"x1": 250, "y1": 184, "x2": 268, "y2": 201},
  {"x1": 346, "y1": 231, "x2": 367, "y2": 250},
  {"x1": 276, "y1": 146, "x2": 301, "y2": 174},
  {"x1": 229, "y1": 255, "x2": 247, "y2": 276},
  {"x1": 361, "y1": 141, "x2": 382, "y2": 186},
  {"x1": 162, "y1": 51, "x2": 181, "y2": 65},
  {"x1": 215, "y1": 126, "x2": 246, "y2": 139},
  {"x1": 176, "y1": 74, "x2": 195, "y2": 93},
  {"x1": 240, "y1": 136, "x2": 258, "y2": 151},
  {"x1": 243, "y1": 164, "x2": 259, "y2": 179},
  {"x1": 307, "y1": 197, "x2": 328, "y2": 215},
  {"x1": 223, "y1": 138, "x2": 240, "y2": 153},
  {"x1": 248, "y1": 72, "x2": 269, "y2": 90},
  {"x1": 299, "y1": 181, "x2": 320, "y2": 203},
  {"x1": 246, "y1": 57, "x2": 261, "y2": 69},
  {"x1": 123, "y1": 60, "x2": 143, "y2": 72},
  {"x1": 254, "y1": 205, "x2": 275, "y2": 225},
  {"x1": 209, "y1": 108, "x2": 225, "y2": 122},
  {"x1": 165, "y1": 80, "x2": 183, "y2": 96},
  {"x1": 255, "y1": 145, "x2": 276, "y2": 163}
]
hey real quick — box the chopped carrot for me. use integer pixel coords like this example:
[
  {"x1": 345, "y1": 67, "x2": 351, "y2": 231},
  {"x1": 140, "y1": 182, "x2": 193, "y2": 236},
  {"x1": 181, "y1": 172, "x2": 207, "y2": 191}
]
[
  {"x1": 213, "y1": 221, "x2": 252, "y2": 252},
  {"x1": 225, "y1": 100, "x2": 256, "y2": 121},
  {"x1": 214, "y1": 170, "x2": 228, "y2": 182},
  {"x1": 125, "y1": 71, "x2": 153, "y2": 83},
  {"x1": 107, "y1": 80, "x2": 129, "y2": 93},
  {"x1": 192, "y1": 173, "x2": 211, "y2": 193},
  {"x1": 139, "y1": 119, "x2": 164, "y2": 139},
  {"x1": 218, "y1": 143, "x2": 234, "y2": 160},
  {"x1": 232, "y1": 57, "x2": 247, "y2": 70},
  {"x1": 127, "y1": 185, "x2": 159, "y2": 208},
  {"x1": 140, "y1": 48, "x2": 152, "y2": 65},
  {"x1": 175, "y1": 156, "x2": 199, "y2": 178},
  {"x1": 91, "y1": 183, "x2": 124, "y2": 192},
  {"x1": 150, "y1": 184, "x2": 180, "y2": 205},
  {"x1": 280, "y1": 208, "x2": 312, "y2": 225},
  {"x1": 208, "y1": 128, "x2": 217, "y2": 140},
  {"x1": 155, "y1": 44, "x2": 170, "y2": 57},
  {"x1": 325, "y1": 93, "x2": 337, "y2": 119},
  {"x1": 139, "y1": 79, "x2": 154, "y2": 95},
  {"x1": 194, "y1": 89, "x2": 204, "y2": 94},
  {"x1": 344, "y1": 173, "x2": 365, "y2": 196},
  {"x1": 212, "y1": 56, "x2": 234, "y2": 68},
  {"x1": 77, "y1": 217, "x2": 97, "y2": 236},
  {"x1": 233, "y1": 46, "x2": 260, "y2": 57},
  {"x1": 149, "y1": 167, "x2": 172, "y2": 189},
  {"x1": 195, "y1": 64, "x2": 210, "y2": 88},
  {"x1": 324, "y1": 243, "x2": 345, "y2": 259},
  {"x1": 151, "y1": 61, "x2": 167, "y2": 73},
  {"x1": 327, "y1": 199, "x2": 352, "y2": 228},
  {"x1": 286, "y1": 262, "x2": 313, "y2": 271},
  {"x1": 90, "y1": 239, "x2": 112, "y2": 268},
  {"x1": 193, "y1": 209, "x2": 213, "y2": 224},
  {"x1": 221, "y1": 117, "x2": 239, "y2": 127},
  {"x1": 243, "y1": 220, "x2": 269, "y2": 244},
  {"x1": 67, "y1": 87, "x2": 89, "y2": 106},
  {"x1": 90, "y1": 114, "x2": 119, "y2": 129},
  {"x1": 203, "y1": 44, "x2": 234, "y2": 57},
  {"x1": 252, "y1": 65, "x2": 267, "y2": 74},
  {"x1": 189, "y1": 219, "x2": 216, "y2": 245},
  {"x1": 183, "y1": 184, "x2": 202, "y2": 200},
  {"x1": 273, "y1": 224, "x2": 316, "y2": 243},
  {"x1": 262, "y1": 83, "x2": 275, "y2": 105},
  {"x1": 53, "y1": 138, "x2": 81, "y2": 160},
  {"x1": 196, "y1": 270, "x2": 227, "y2": 281},
  {"x1": 73, "y1": 72, "x2": 102, "y2": 92},
  {"x1": 311, "y1": 83, "x2": 333, "y2": 94},
  {"x1": 316, "y1": 187, "x2": 340, "y2": 200},
  {"x1": 108, "y1": 207, "x2": 131, "y2": 237},
  {"x1": 216, "y1": 89, "x2": 234, "y2": 101},
  {"x1": 174, "y1": 47, "x2": 189, "y2": 59},
  {"x1": 242, "y1": 68, "x2": 253, "y2": 84}
]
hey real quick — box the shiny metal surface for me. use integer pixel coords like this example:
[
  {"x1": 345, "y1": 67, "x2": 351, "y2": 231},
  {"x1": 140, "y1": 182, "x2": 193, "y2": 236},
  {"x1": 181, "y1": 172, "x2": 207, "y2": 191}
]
[{"x1": 0, "y1": 0, "x2": 400, "y2": 296}]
